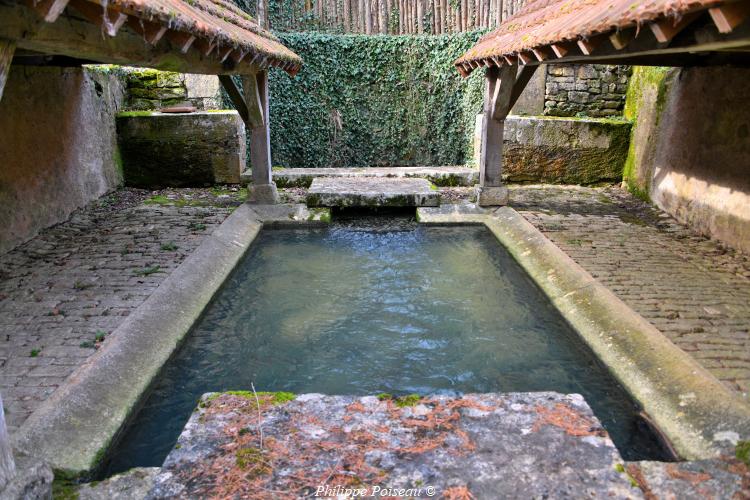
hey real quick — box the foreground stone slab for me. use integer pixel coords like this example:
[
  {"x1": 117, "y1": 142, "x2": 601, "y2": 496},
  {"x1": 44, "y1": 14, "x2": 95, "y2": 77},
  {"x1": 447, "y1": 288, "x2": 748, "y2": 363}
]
[
  {"x1": 625, "y1": 459, "x2": 750, "y2": 499},
  {"x1": 242, "y1": 166, "x2": 479, "y2": 188},
  {"x1": 307, "y1": 177, "x2": 440, "y2": 208},
  {"x1": 79, "y1": 467, "x2": 159, "y2": 500},
  {"x1": 149, "y1": 392, "x2": 639, "y2": 498},
  {"x1": 117, "y1": 110, "x2": 244, "y2": 188}
]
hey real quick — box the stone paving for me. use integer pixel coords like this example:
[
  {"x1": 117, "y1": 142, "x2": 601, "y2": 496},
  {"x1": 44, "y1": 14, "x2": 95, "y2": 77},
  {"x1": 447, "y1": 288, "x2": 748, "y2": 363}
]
[
  {"x1": 510, "y1": 185, "x2": 750, "y2": 401},
  {"x1": 0, "y1": 188, "x2": 241, "y2": 430},
  {"x1": 1, "y1": 182, "x2": 749, "y2": 433}
]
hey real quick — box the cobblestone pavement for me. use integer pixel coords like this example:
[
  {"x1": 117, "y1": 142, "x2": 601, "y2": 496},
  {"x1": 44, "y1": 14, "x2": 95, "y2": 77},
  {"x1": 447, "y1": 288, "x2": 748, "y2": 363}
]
[
  {"x1": 510, "y1": 185, "x2": 750, "y2": 401},
  {"x1": 2, "y1": 184, "x2": 749, "y2": 431},
  {"x1": 0, "y1": 188, "x2": 241, "y2": 430}
]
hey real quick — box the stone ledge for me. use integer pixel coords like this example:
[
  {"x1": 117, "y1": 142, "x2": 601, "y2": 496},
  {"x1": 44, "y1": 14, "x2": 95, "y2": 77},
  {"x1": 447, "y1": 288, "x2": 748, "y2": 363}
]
[
  {"x1": 149, "y1": 392, "x2": 638, "y2": 499},
  {"x1": 240, "y1": 166, "x2": 480, "y2": 188},
  {"x1": 307, "y1": 177, "x2": 440, "y2": 208}
]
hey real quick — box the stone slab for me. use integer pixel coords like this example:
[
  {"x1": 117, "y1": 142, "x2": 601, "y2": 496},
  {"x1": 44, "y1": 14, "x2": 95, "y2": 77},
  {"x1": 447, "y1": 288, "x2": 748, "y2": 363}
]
[
  {"x1": 306, "y1": 177, "x2": 440, "y2": 208},
  {"x1": 117, "y1": 110, "x2": 244, "y2": 188},
  {"x1": 149, "y1": 392, "x2": 640, "y2": 499},
  {"x1": 247, "y1": 204, "x2": 331, "y2": 226},
  {"x1": 241, "y1": 166, "x2": 479, "y2": 188},
  {"x1": 625, "y1": 459, "x2": 750, "y2": 499},
  {"x1": 78, "y1": 467, "x2": 159, "y2": 500}
]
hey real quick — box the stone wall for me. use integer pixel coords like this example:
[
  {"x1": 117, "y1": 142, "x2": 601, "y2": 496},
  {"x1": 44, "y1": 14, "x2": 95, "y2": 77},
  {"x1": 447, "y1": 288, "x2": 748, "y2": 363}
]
[
  {"x1": 544, "y1": 65, "x2": 630, "y2": 118},
  {"x1": 122, "y1": 68, "x2": 221, "y2": 111},
  {"x1": 623, "y1": 66, "x2": 750, "y2": 253},
  {"x1": 0, "y1": 66, "x2": 125, "y2": 255}
]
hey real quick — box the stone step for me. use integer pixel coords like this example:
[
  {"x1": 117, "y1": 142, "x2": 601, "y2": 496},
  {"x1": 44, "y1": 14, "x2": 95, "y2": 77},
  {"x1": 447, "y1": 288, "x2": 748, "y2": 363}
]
[
  {"x1": 306, "y1": 177, "x2": 440, "y2": 208},
  {"x1": 240, "y1": 166, "x2": 479, "y2": 188}
]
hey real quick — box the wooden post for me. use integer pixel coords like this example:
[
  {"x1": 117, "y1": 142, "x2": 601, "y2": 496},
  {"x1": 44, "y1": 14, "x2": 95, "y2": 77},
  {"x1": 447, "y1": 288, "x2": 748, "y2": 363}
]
[
  {"x1": 477, "y1": 64, "x2": 536, "y2": 206},
  {"x1": 0, "y1": 39, "x2": 15, "y2": 105},
  {"x1": 243, "y1": 72, "x2": 279, "y2": 204}
]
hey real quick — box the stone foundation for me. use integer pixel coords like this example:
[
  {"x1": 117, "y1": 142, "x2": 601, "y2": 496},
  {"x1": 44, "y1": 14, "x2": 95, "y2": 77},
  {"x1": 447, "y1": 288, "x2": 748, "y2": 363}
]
[
  {"x1": 116, "y1": 111, "x2": 245, "y2": 188},
  {"x1": 474, "y1": 115, "x2": 631, "y2": 185}
]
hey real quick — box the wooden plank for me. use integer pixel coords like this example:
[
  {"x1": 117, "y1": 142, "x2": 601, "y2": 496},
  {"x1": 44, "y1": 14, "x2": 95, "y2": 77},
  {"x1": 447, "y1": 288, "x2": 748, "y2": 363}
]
[
  {"x1": 218, "y1": 75, "x2": 249, "y2": 124},
  {"x1": 0, "y1": 39, "x2": 14, "y2": 104},
  {"x1": 68, "y1": 0, "x2": 127, "y2": 37},
  {"x1": 650, "y1": 12, "x2": 701, "y2": 44},
  {"x1": 27, "y1": 0, "x2": 70, "y2": 23},
  {"x1": 244, "y1": 71, "x2": 273, "y2": 186},
  {"x1": 710, "y1": 3, "x2": 750, "y2": 33},
  {"x1": 0, "y1": 2, "x2": 263, "y2": 74}
]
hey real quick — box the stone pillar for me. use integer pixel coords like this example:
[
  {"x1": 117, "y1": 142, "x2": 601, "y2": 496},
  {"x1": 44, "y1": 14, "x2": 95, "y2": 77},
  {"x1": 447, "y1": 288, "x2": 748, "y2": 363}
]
[{"x1": 244, "y1": 71, "x2": 279, "y2": 204}]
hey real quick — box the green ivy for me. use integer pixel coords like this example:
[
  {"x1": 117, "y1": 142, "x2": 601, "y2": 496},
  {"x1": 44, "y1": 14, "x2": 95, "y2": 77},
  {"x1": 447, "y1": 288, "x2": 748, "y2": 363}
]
[{"x1": 254, "y1": 32, "x2": 485, "y2": 168}]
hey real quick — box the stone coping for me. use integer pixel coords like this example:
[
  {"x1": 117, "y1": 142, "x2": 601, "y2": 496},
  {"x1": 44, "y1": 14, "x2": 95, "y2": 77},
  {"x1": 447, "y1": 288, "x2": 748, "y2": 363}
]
[
  {"x1": 307, "y1": 177, "x2": 440, "y2": 208},
  {"x1": 13, "y1": 204, "x2": 330, "y2": 475},
  {"x1": 418, "y1": 204, "x2": 750, "y2": 460},
  {"x1": 149, "y1": 392, "x2": 638, "y2": 499}
]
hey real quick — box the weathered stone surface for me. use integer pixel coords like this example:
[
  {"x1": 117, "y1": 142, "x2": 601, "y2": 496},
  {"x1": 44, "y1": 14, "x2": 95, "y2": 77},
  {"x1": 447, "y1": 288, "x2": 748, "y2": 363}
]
[
  {"x1": 79, "y1": 467, "x2": 159, "y2": 500},
  {"x1": 247, "y1": 204, "x2": 331, "y2": 225},
  {"x1": 149, "y1": 392, "x2": 640, "y2": 499},
  {"x1": 475, "y1": 185, "x2": 509, "y2": 206},
  {"x1": 0, "y1": 66, "x2": 125, "y2": 254},
  {"x1": 246, "y1": 183, "x2": 280, "y2": 205},
  {"x1": 625, "y1": 459, "x2": 750, "y2": 499},
  {"x1": 497, "y1": 116, "x2": 631, "y2": 185},
  {"x1": 117, "y1": 111, "x2": 244, "y2": 188},
  {"x1": 0, "y1": 452, "x2": 53, "y2": 500},
  {"x1": 545, "y1": 64, "x2": 630, "y2": 118},
  {"x1": 307, "y1": 177, "x2": 440, "y2": 207},
  {"x1": 242, "y1": 166, "x2": 479, "y2": 188}
]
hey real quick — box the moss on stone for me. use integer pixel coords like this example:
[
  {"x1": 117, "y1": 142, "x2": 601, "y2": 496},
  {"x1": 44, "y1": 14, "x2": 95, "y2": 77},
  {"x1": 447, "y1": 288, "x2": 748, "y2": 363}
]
[
  {"x1": 52, "y1": 477, "x2": 80, "y2": 500},
  {"x1": 117, "y1": 111, "x2": 157, "y2": 117},
  {"x1": 736, "y1": 440, "x2": 750, "y2": 466},
  {"x1": 206, "y1": 391, "x2": 296, "y2": 406},
  {"x1": 394, "y1": 394, "x2": 421, "y2": 407}
]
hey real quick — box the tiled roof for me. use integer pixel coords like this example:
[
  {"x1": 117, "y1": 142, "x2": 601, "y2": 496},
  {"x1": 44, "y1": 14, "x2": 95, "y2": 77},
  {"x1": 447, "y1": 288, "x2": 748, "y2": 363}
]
[{"x1": 456, "y1": 0, "x2": 738, "y2": 75}]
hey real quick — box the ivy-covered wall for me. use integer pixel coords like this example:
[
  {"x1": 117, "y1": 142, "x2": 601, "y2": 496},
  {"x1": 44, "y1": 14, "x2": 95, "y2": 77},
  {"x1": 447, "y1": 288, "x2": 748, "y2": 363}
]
[{"x1": 265, "y1": 32, "x2": 485, "y2": 168}]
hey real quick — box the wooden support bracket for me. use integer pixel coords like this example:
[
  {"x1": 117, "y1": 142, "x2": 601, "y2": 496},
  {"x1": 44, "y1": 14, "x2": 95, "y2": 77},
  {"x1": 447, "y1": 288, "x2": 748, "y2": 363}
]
[
  {"x1": 0, "y1": 39, "x2": 15, "y2": 104},
  {"x1": 218, "y1": 75, "x2": 249, "y2": 124},
  {"x1": 242, "y1": 72, "x2": 266, "y2": 129}
]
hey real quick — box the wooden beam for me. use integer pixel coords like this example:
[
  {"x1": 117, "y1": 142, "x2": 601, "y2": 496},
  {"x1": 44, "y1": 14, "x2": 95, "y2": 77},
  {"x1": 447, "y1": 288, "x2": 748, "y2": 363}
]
[
  {"x1": 244, "y1": 71, "x2": 275, "y2": 197},
  {"x1": 488, "y1": 65, "x2": 516, "y2": 121},
  {"x1": 218, "y1": 75, "x2": 249, "y2": 124},
  {"x1": 0, "y1": 39, "x2": 15, "y2": 104},
  {"x1": 550, "y1": 42, "x2": 572, "y2": 58},
  {"x1": 609, "y1": 28, "x2": 635, "y2": 50},
  {"x1": 577, "y1": 36, "x2": 602, "y2": 55},
  {"x1": 517, "y1": 51, "x2": 533, "y2": 65},
  {"x1": 710, "y1": 3, "x2": 750, "y2": 33},
  {"x1": 0, "y1": 2, "x2": 262, "y2": 74},
  {"x1": 68, "y1": 0, "x2": 127, "y2": 37},
  {"x1": 165, "y1": 31, "x2": 195, "y2": 54},
  {"x1": 27, "y1": 0, "x2": 70, "y2": 23},
  {"x1": 650, "y1": 12, "x2": 701, "y2": 44},
  {"x1": 532, "y1": 47, "x2": 549, "y2": 61},
  {"x1": 193, "y1": 38, "x2": 215, "y2": 57},
  {"x1": 242, "y1": 72, "x2": 265, "y2": 129},
  {"x1": 127, "y1": 18, "x2": 167, "y2": 45},
  {"x1": 503, "y1": 55, "x2": 517, "y2": 65}
]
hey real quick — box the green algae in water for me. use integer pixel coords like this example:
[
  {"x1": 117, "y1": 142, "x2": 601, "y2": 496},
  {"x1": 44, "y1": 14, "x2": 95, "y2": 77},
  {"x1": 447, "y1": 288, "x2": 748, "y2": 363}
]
[{"x1": 104, "y1": 224, "x2": 668, "y2": 474}]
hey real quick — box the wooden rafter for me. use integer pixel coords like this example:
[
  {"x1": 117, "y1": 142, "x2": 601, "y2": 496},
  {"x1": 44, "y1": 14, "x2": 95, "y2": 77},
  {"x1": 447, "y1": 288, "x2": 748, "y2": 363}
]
[
  {"x1": 166, "y1": 30, "x2": 196, "y2": 54},
  {"x1": 26, "y1": 0, "x2": 69, "y2": 23},
  {"x1": 650, "y1": 12, "x2": 701, "y2": 44},
  {"x1": 710, "y1": 3, "x2": 750, "y2": 33},
  {"x1": 532, "y1": 46, "x2": 549, "y2": 61},
  {"x1": 68, "y1": 0, "x2": 127, "y2": 37},
  {"x1": 577, "y1": 34, "x2": 605, "y2": 55},
  {"x1": 550, "y1": 42, "x2": 573, "y2": 58},
  {"x1": 127, "y1": 18, "x2": 167, "y2": 45},
  {"x1": 0, "y1": 2, "x2": 262, "y2": 75},
  {"x1": 609, "y1": 28, "x2": 635, "y2": 50}
]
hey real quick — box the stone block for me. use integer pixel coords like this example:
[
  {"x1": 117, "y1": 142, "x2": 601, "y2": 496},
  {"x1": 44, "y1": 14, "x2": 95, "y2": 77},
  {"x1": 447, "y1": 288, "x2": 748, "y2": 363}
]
[
  {"x1": 475, "y1": 115, "x2": 631, "y2": 185},
  {"x1": 116, "y1": 110, "x2": 245, "y2": 188},
  {"x1": 306, "y1": 177, "x2": 440, "y2": 207}
]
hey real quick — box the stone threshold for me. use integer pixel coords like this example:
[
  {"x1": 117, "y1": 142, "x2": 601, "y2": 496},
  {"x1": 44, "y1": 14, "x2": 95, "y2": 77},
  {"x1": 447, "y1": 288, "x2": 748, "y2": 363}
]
[
  {"x1": 419, "y1": 203, "x2": 750, "y2": 461},
  {"x1": 241, "y1": 165, "x2": 479, "y2": 188}
]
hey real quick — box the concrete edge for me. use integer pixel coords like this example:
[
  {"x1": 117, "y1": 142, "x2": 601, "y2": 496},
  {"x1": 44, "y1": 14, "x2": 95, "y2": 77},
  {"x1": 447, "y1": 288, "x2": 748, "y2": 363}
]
[
  {"x1": 419, "y1": 205, "x2": 750, "y2": 460},
  {"x1": 13, "y1": 204, "x2": 264, "y2": 475}
]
